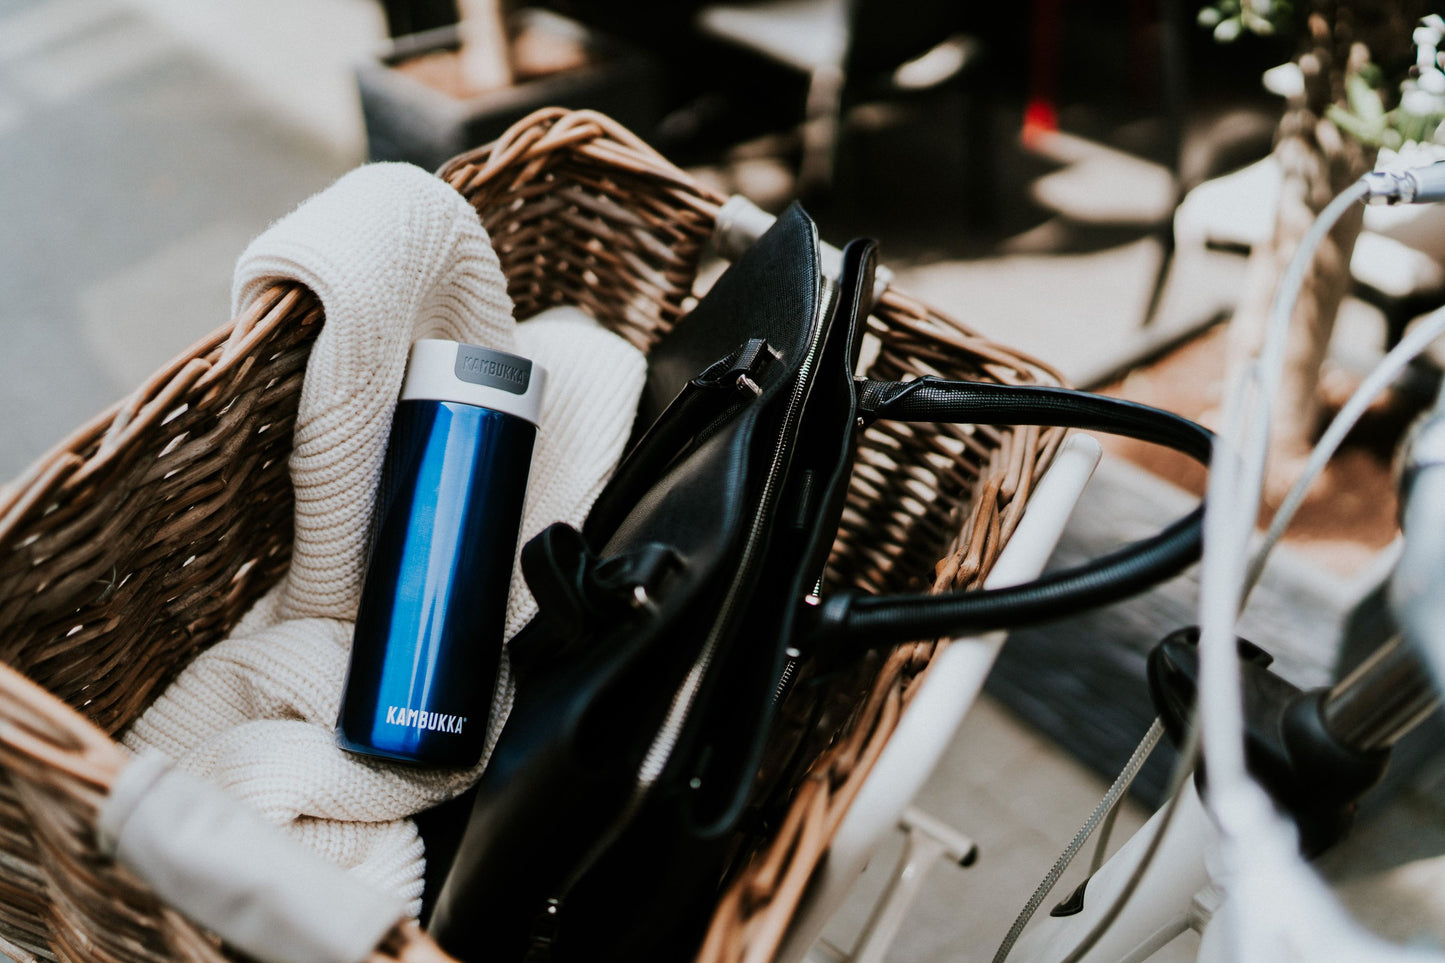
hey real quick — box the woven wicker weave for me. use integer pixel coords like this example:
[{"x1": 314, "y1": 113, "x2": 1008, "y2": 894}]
[{"x1": 0, "y1": 108, "x2": 1064, "y2": 962}]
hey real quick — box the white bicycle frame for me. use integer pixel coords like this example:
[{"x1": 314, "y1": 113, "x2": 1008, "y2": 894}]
[{"x1": 1006, "y1": 783, "x2": 1215, "y2": 962}]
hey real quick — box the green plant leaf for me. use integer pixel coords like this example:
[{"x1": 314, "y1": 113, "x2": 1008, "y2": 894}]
[
  {"x1": 1346, "y1": 72, "x2": 1386, "y2": 126},
  {"x1": 1326, "y1": 103, "x2": 1385, "y2": 148}
]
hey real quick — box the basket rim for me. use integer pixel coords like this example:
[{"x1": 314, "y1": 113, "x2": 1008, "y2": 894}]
[{"x1": 0, "y1": 106, "x2": 1071, "y2": 963}]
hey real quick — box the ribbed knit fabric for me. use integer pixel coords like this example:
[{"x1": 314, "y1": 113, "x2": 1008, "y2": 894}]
[
  {"x1": 123, "y1": 163, "x2": 647, "y2": 916},
  {"x1": 232, "y1": 162, "x2": 517, "y2": 622}
]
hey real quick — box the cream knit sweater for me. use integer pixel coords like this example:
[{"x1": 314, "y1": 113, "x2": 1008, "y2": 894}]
[{"x1": 123, "y1": 163, "x2": 646, "y2": 915}]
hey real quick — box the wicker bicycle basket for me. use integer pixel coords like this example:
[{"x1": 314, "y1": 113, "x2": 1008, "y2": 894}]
[{"x1": 0, "y1": 108, "x2": 1065, "y2": 963}]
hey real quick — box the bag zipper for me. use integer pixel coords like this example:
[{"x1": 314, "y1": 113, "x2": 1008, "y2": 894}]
[
  {"x1": 526, "y1": 277, "x2": 838, "y2": 959},
  {"x1": 772, "y1": 577, "x2": 821, "y2": 705},
  {"x1": 634, "y1": 278, "x2": 836, "y2": 796}
]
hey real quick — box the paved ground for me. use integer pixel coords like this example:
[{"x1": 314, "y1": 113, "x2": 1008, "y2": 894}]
[
  {"x1": 0, "y1": 0, "x2": 368, "y2": 481},
  {"x1": 0, "y1": 1, "x2": 1442, "y2": 960}
]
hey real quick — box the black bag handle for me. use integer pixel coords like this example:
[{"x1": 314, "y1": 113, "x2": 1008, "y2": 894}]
[{"x1": 809, "y1": 377, "x2": 1212, "y2": 654}]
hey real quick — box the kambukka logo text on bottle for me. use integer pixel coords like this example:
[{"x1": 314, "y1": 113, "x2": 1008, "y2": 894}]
[
  {"x1": 453, "y1": 344, "x2": 533, "y2": 394},
  {"x1": 384, "y1": 706, "x2": 466, "y2": 734},
  {"x1": 458, "y1": 355, "x2": 527, "y2": 386}
]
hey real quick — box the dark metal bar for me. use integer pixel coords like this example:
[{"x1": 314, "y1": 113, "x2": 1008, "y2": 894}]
[{"x1": 1322, "y1": 636, "x2": 1440, "y2": 753}]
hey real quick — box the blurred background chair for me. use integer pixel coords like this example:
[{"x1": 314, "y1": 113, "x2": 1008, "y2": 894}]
[{"x1": 691, "y1": 0, "x2": 993, "y2": 211}]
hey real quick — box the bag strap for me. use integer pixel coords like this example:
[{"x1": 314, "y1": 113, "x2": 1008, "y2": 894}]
[{"x1": 808, "y1": 377, "x2": 1212, "y2": 655}]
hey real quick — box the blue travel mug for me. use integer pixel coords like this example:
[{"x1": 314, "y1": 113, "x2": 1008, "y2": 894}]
[{"x1": 337, "y1": 339, "x2": 546, "y2": 767}]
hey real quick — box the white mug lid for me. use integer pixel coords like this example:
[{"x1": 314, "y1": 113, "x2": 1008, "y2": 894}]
[{"x1": 400, "y1": 340, "x2": 547, "y2": 425}]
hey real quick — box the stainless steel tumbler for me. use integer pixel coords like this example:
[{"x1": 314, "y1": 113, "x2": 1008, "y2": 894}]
[{"x1": 337, "y1": 340, "x2": 546, "y2": 767}]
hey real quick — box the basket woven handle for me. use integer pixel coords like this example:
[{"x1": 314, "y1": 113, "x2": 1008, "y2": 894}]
[{"x1": 0, "y1": 661, "x2": 458, "y2": 963}]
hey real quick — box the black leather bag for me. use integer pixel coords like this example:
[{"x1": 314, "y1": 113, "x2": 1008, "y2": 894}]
[{"x1": 425, "y1": 204, "x2": 1212, "y2": 962}]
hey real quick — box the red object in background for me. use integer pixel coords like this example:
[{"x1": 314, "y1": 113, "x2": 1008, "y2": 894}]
[
  {"x1": 1023, "y1": 97, "x2": 1058, "y2": 146},
  {"x1": 1026, "y1": 0, "x2": 1063, "y2": 146}
]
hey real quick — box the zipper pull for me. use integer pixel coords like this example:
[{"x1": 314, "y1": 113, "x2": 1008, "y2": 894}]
[{"x1": 696, "y1": 338, "x2": 779, "y2": 396}]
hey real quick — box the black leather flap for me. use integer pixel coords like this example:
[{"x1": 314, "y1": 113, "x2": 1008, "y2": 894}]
[{"x1": 635, "y1": 202, "x2": 822, "y2": 433}]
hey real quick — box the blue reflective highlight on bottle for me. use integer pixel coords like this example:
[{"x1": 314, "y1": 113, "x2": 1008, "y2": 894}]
[{"x1": 337, "y1": 399, "x2": 535, "y2": 767}]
